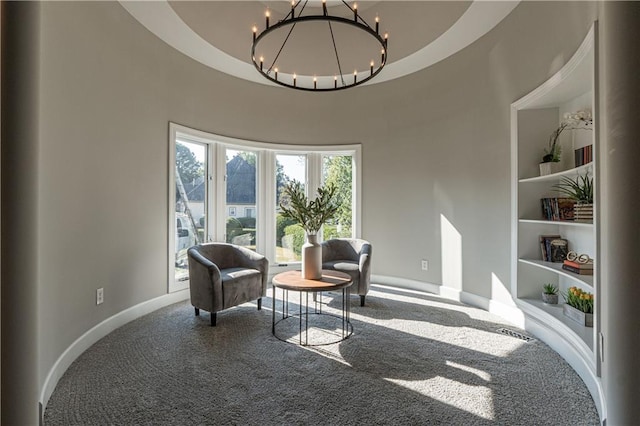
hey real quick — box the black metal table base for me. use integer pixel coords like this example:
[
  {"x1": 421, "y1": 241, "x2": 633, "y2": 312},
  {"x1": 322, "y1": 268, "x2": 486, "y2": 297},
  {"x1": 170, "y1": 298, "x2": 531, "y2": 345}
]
[{"x1": 272, "y1": 288, "x2": 353, "y2": 346}]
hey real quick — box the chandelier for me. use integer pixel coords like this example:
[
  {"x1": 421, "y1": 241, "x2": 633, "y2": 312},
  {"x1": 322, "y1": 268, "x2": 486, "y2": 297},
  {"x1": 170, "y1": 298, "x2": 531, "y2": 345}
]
[{"x1": 251, "y1": 0, "x2": 388, "y2": 91}]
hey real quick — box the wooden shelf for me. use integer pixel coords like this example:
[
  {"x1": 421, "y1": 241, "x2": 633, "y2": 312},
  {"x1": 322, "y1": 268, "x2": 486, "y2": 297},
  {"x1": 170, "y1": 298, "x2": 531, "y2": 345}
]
[{"x1": 519, "y1": 258, "x2": 594, "y2": 289}]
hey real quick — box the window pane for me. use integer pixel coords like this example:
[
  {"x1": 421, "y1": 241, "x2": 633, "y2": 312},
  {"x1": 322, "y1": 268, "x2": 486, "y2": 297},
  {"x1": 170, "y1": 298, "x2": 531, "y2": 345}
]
[
  {"x1": 323, "y1": 155, "x2": 353, "y2": 239},
  {"x1": 275, "y1": 154, "x2": 306, "y2": 263},
  {"x1": 175, "y1": 141, "x2": 206, "y2": 284},
  {"x1": 226, "y1": 149, "x2": 257, "y2": 249}
]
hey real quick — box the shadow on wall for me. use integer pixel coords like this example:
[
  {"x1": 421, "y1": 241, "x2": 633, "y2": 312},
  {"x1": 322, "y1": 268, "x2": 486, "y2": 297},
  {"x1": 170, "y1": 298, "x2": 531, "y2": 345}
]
[{"x1": 440, "y1": 213, "x2": 515, "y2": 308}]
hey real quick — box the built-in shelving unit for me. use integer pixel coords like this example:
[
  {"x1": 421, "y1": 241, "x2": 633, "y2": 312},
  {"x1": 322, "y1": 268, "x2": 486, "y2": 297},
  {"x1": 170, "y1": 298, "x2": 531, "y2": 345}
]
[{"x1": 510, "y1": 22, "x2": 601, "y2": 393}]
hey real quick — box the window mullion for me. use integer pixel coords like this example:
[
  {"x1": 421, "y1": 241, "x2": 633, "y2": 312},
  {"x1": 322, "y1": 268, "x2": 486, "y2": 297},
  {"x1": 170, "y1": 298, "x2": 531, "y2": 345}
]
[
  {"x1": 215, "y1": 143, "x2": 227, "y2": 242},
  {"x1": 259, "y1": 150, "x2": 275, "y2": 259},
  {"x1": 307, "y1": 152, "x2": 322, "y2": 198}
]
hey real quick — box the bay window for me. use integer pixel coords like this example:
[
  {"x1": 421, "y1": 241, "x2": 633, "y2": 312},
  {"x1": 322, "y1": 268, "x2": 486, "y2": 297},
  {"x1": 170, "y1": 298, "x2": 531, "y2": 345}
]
[{"x1": 168, "y1": 123, "x2": 361, "y2": 292}]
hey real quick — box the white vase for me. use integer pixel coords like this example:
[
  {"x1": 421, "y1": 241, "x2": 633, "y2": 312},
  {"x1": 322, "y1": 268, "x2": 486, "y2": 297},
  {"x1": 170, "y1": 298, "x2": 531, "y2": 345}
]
[
  {"x1": 539, "y1": 162, "x2": 562, "y2": 176},
  {"x1": 301, "y1": 233, "x2": 322, "y2": 280}
]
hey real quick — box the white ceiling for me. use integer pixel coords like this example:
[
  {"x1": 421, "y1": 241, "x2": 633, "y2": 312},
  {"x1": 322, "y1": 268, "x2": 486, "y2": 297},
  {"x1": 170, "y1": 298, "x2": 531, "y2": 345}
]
[{"x1": 119, "y1": 1, "x2": 519, "y2": 88}]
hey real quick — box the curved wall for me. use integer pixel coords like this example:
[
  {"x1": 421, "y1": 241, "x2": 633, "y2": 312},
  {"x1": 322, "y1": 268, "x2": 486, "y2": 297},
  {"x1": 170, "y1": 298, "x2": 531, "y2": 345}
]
[{"x1": 4, "y1": 1, "x2": 600, "y2": 421}]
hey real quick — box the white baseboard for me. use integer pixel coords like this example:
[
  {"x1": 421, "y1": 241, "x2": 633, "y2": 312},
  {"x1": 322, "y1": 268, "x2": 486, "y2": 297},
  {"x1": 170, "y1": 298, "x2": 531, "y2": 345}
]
[
  {"x1": 372, "y1": 274, "x2": 523, "y2": 326},
  {"x1": 39, "y1": 290, "x2": 190, "y2": 415}
]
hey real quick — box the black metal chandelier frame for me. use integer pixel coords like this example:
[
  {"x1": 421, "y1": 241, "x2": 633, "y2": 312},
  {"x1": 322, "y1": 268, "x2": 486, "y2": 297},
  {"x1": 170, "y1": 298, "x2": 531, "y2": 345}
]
[{"x1": 251, "y1": 0, "x2": 388, "y2": 92}]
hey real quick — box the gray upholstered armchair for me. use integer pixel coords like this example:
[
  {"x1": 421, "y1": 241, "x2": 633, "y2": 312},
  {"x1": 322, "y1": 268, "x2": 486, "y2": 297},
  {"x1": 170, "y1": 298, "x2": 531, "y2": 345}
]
[
  {"x1": 187, "y1": 243, "x2": 269, "y2": 326},
  {"x1": 321, "y1": 238, "x2": 372, "y2": 306}
]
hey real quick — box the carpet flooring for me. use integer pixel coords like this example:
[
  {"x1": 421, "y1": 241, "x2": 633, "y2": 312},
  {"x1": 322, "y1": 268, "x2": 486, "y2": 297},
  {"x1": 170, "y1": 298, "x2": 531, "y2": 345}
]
[{"x1": 44, "y1": 285, "x2": 599, "y2": 425}]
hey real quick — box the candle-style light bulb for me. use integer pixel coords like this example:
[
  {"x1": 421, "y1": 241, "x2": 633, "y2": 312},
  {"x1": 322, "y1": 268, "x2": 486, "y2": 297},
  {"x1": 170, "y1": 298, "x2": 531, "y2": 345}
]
[
  {"x1": 384, "y1": 32, "x2": 388, "y2": 44},
  {"x1": 266, "y1": 10, "x2": 270, "y2": 28},
  {"x1": 353, "y1": 70, "x2": 357, "y2": 84},
  {"x1": 291, "y1": 0, "x2": 295, "y2": 18},
  {"x1": 322, "y1": 0, "x2": 327, "y2": 16},
  {"x1": 375, "y1": 15, "x2": 379, "y2": 34},
  {"x1": 381, "y1": 48, "x2": 385, "y2": 64},
  {"x1": 370, "y1": 60, "x2": 374, "y2": 75},
  {"x1": 313, "y1": 76, "x2": 317, "y2": 90},
  {"x1": 353, "y1": 3, "x2": 358, "y2": 21},
  {"x1": 260, "y1": 56, "x2": 264, "y2": 71},
  {"x1": 252, "y1": 25, "x2": 257, "y2": 42},
  {"x1": 334, "y1": 75, "x2": 338, "y2": 89},
  {"x1": 293, "y1": 73, "x2": 297, "y2": 87},
  {"x1": 275, "y1": 68, "x2": 278, "y2": 80}
]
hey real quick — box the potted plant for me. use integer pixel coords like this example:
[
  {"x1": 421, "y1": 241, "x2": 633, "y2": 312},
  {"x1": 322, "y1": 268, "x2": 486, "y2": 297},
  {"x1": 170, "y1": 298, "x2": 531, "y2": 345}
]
[
  {"x1": 279, "y1": 180, "x2": 339, "y2": 279},
  {"x1": 553, "y1": 173, "x2": 594, "y2": 222},
  {"x1": 540, "y1": 110, "x2": 593, "y2": 176},
  {"x1": 542, "y1": 283, "x2": 559, "y2": 304},
  {"x1": 562, "y1": 286, "x2": 594, "y2": 327}
]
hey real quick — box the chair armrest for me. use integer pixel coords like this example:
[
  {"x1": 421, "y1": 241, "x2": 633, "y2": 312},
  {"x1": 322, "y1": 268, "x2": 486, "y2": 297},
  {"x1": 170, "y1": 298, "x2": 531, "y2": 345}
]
[
  {"x1": 233, "y1": 245, "x2": 270, "y2": 296},
  {"x1": 234, "y1": 246, "x2": 268, "y2": 272},
  {"x1": 188, "y1": 247, "x2": 224, "y2": 312},
  {"x1": 358, "y1": 243, "x2": 372, "y2": 284},
  {"x1": 188, "y1": 248, "x2": 222, "y2": 281}
]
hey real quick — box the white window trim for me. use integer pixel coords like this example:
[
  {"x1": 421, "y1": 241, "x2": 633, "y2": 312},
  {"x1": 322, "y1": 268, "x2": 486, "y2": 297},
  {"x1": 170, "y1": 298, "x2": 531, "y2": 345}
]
[{"x1": 168, "y1": 122, "x2": 362, "y2": 291}]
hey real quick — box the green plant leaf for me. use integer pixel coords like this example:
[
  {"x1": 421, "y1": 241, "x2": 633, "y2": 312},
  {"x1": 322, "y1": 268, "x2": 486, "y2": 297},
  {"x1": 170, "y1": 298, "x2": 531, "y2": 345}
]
[{"x1": 278, "y1": 180, "x2": 339, "y2": 235}]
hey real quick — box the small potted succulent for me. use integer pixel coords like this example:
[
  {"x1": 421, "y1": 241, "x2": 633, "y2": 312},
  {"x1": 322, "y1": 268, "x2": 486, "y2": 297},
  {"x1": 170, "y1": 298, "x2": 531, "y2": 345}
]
[{"x1": 542, "y1": 283, "x2": 559, "y2": 305}]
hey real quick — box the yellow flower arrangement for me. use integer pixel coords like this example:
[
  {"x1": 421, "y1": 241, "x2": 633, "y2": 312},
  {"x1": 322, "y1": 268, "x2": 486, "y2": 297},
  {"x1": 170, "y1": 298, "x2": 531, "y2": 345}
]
[{"x1": 563, "y1": 286, "x2": 594, "y2": 314}]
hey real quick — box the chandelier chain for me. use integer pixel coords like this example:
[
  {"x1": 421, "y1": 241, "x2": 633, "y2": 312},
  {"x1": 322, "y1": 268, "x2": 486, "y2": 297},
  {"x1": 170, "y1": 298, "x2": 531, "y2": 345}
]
[
  {"x1": 267, "y1": 1, "x2": 309, "y2": 74},
  {"x1": 327, "y1": 20, "x2": 345, "y2": 86}
]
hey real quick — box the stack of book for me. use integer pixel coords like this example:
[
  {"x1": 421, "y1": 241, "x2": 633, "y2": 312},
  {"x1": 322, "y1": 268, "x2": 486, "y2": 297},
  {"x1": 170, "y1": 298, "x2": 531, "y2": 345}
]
[
  {"x1": 539, "y1": 235, "x2": 568, "y2": 262},
  {"x1": 574, "y1": 145, "x2": 593, "y2": 167},
  {"x1": 562, "y1": 259, "x2": 594, "y2": 275},
  {"x1": 540, "y1": 198, "x2": 576, "y2": 221}
]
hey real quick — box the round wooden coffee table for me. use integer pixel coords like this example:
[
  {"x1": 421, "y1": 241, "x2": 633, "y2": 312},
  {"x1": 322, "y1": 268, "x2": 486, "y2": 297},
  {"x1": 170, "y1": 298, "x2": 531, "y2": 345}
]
[{"x1": 271, "y1": 270, "x2": 353, "y2": 346}]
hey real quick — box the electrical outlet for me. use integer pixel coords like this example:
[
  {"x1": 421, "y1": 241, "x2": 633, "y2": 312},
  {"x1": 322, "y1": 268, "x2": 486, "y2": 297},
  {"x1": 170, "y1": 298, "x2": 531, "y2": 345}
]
[
  {"x1": 421, "y1": 260, "x2": 429, "y2": 271},
  {"x1": 96, "y1": 288, "x2": 104, "y2": 305}
]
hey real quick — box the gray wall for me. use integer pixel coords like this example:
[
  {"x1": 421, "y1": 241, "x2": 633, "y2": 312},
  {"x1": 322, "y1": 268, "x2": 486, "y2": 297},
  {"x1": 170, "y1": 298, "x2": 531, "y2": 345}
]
[
  {"x1": 3, "y1": 1, "x2": 601, "y2": 421},
  {"x1": 600, "y1": 2, "x2": 640, "y2": 424},
  {"x1": 2, "y1": 2, "x2": 41, "y2": 424}
]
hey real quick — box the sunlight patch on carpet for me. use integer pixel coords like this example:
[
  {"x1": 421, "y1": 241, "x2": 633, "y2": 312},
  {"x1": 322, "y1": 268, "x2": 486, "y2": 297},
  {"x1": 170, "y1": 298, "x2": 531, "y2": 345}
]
[{"x1": 384, "y1": 376, "x2": 495, "y2": 421}]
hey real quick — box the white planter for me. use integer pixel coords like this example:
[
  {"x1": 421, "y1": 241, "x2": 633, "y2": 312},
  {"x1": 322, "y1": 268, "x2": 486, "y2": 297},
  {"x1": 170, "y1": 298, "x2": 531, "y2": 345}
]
[
  {"x1": 539, "y1": 162, "x2": 562, "y2": 176},
  {"x1": 574, "y1": 203, "x2": 594, "y2": 223},
  {"x1": 301, "y1": 233, "x2": 322, "y2": 280},
  {"x1": 563, "y1": 304, "x2": 593, "y2": 327}
]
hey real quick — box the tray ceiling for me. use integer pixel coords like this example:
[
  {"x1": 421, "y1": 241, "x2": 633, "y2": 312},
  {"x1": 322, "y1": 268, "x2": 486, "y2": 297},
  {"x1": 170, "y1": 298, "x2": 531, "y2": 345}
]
[{"x1": 119, "y1": 1, "x2": 519, "y2": 88}]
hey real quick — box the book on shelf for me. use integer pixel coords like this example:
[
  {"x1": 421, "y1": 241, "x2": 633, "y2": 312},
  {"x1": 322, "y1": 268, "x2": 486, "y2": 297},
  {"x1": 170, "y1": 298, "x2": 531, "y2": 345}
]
[
  {"x1": 540, "y1": 197, "x2": 576, "y2": 221},
  {"x1": 563, "y1": 259, "x2": 594, "y2": 270},
  {"x1": 574, "y1": 144, "x2": 593, "y2": 167},
  {"x1": 539, "y1": 234, "x2": 561, "y2": 262},
  {"x1": 549, "y1": 239, "x2": 569, "y2": 263},
  {"x1": 562, "y1": 264, "x2": 594, "y2": 275}
]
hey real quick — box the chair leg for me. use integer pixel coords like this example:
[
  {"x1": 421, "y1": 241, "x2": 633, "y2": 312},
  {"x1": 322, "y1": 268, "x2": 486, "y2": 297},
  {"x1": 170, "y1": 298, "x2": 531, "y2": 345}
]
[
  {"x1": 210, "y1": 312, "x2": 217, "y2": 327},
  {"x1": 360, "y1": 295, "x2": 365, "y2": 307},
  {"x1": 257, "y1": 298, "x2": 262, "y2": 310},
  {"x1": 195, "y1": 307, "x2": 200, "y2": 316}
]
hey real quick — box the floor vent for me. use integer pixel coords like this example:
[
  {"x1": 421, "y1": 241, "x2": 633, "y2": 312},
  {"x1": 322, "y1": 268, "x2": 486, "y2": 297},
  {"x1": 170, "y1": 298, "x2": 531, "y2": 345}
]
[{"x1": 497, "y1": 328, "x2": 534, "y2": 342}]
